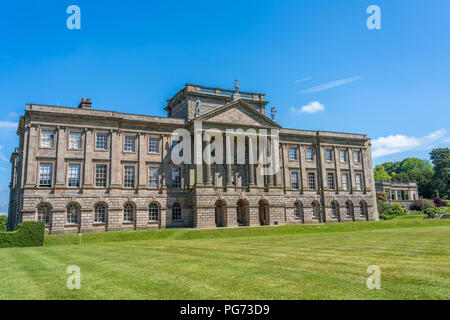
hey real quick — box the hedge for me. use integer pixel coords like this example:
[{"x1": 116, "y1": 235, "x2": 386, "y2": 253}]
[
  {"x1": 0, "y1": 222, "x2": 45, "y2": 248},
  {"x1": 0, "y1": 215, "x2": 7, "y2": 232}
]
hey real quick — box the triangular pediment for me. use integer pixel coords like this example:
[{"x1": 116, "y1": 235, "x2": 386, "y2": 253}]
[{"x1": 196, "y1": 100, "x2": 280, "y2": 128}]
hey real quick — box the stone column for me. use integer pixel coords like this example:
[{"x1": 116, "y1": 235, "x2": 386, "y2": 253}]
[
  {"x1": 161, "y1": 134, "x2": 169, "y2": 189},
  {"x1": 334, "y1": 147, "x2": 342, "y2": 193},
  {"x1": 83, "y1": 129, "x2": 94, "y2": 188},
  {"x1": 24, "y1": 125, "x2": 38, "y2": 188},
  {"x1": 194, "y1": 128, "x2": 203, "y2": 186},
  {"x1": 248, "y1": 136, "x2": 255, "y2": 186},
  {"x1": 361, "y1": 147, "x2": 371, "y2": 192},
  {"x1": 299, "y1": 145, "x2": 307, "y2": 192},
  {"x1": 318, "y1": 145, "x2": 327, "y2": 190},
  {"x1": 348, "y1": 147, "x2": 356, "y2": 192},
  {"x1": 138, "y1": 133, "x2": 147, "y2": 190},
  {"x1": 54, "y1": 127, "x2": 67, "y2": 189},
  {"x1": 110, "y1": 130, "x2": 121, "y2": 189},
  {"x1": 225, "y1": 133, "x2": 233, "y2": 187},
  {"x1": 275, "y1": 142, "x2": 284, "y2": 187},
  {"x1": 204, "y1": 134, "x2": 212, "y2": 185}
]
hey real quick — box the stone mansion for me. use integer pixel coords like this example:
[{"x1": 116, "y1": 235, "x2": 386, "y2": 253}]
[{"x1": 7, "y1": 83, "x2": 378, "y2": 233}]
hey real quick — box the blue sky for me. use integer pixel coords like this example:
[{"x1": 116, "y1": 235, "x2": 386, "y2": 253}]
[{"x1": 0, "y1": 0, "x2": 449, "y2": 214}]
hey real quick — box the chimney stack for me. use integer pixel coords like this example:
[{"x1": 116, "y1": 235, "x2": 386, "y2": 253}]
[{"x1": 78, "y1": 98, "x2": 92, "y2": 109}]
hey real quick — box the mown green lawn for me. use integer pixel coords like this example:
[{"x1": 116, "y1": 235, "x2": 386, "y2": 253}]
[{"x1": 0, "y1": 215, "x2": 449, "y2": 300}]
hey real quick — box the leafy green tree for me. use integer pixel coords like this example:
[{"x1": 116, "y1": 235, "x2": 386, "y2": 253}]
[
  {"x1": 374, "y1": 165, "x2": 391, "y2": 181},
  {"x1": 382, "y1": 162, "x2": 401, "y2": 176},
  {"x1": 430, "y1": 148, "x2": 450, "y2": 197}
]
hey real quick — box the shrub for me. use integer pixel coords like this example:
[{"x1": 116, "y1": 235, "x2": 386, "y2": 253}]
[
  {"x1": 377, "y1": 200, "x2": 390, "y2": 215},
  {"x1": 380, "y1": 214, "x2": 395, "y2": 220},
  {"x1": 385, "y1": 203, "x2": 406, "y2": 216},
  {"x1": 0, "y1": 216, "x2": 7, "y2": 232},
  {"x1": 424, "y1": 200, "x2": 434, "y2": 209},
  {"x1": 410, "y1": 200, "x2": 425, "y2": 211},
  {"x1": 447, "y1": 190, "x2": 450, "y2": 200},
  {"x1": 0, "y1": 222, "x2": 45, "y2": 248},
  {"x1": 433, "y1": 197, "x2": 447, "y2": 207}
]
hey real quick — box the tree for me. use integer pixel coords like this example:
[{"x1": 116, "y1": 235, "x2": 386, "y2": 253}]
[
  {"x1": 430, "y1": 148, "x2": 450, "y2": 198},
  {"x1": 374, "y1": 165, "x2": 391, "y2": 181},
  {"x1": 375, "y1": 158, "x2": 435, "y2": 198}
]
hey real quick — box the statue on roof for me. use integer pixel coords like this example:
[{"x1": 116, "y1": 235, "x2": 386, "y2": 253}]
[
  {"x1": 234, "y1": 79, "x2": 240, "y2": 93},
  {"x1": 270, "y1": 107, "x2": 277, "y2": 120}
]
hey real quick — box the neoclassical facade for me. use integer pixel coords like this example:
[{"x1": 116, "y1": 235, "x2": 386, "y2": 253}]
[{"x1": 8, "y1": 83, "x2": 378, "y2": 233}]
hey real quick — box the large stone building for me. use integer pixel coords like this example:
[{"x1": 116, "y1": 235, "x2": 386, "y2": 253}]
[{"x1": 8, "y1": 83, "x2": 378, "y2": 233}]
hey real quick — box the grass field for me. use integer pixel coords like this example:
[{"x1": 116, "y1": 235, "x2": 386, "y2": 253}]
[{"x1": 0, "y1": 214, "x2": 449, "y2": 300}]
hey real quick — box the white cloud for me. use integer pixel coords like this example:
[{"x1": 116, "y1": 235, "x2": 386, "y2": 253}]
[
  {"x1": 372, "y1": 129, "x2": 447, "y2": 158},
  {"x1": 293, "y1": 77, "x2": 312, "y2": 84},
  {"x1": 0, "y1": 121, "x2": 17, "y2": 129},
  {"x1": 290, "y1": 101, "x2": 325, "y2": 114},
  {"x1": 8, "y1": 112, "x2": 19, "y2": 117},
  {"x1": 299, "y1": 76, "x2": 361, "y2": 94}
]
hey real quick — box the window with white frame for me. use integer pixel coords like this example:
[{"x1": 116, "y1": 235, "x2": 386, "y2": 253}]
[
  {"x1": 339, "y1": 150, "x2": 347, "y2": 163},
  {"x1": 94, "y1": 203, "x2": 106, "y2": 223},
  {"x1": 359, "y1": 202, "x2": 367, "y2": 217},
  {"x1": 66, "y1": 204, "x2": 80, "y2": 224},
  {"x1": 39, "y1": 163, "x2": 53, "y2": 187},
  {"x1": 148, "y1": 167, "x2": 159, "y2": 189},
  {"x1": 331, "y1": 202, "x2": 338, "y2": 218},
  {"x1": 353, "y1": 151, "x2": 361, "y2": 163},
  {"x1": 124, "y1": 166, "x2": 135, "y2": 188},
  {"x1": 308, "y1": 172, "x2": 316, "y2": 190},
  {"x1": 341, "y1": 173, "x2": 349, "y2": 190},
  {"x1": 69, "y1": 132, "x2": 82, "y2": 149},
  {"x1": 96, "y1": 133, "x2": 108, "y2": 150},
  {"x1": 172, "y1": 203, "x2": 182, "y2": 221},
  {"x1": 355, "y1": 173, "x2": 363, "y2": 191},
  {"x1": 294, "y1": 202, "x2": 302, "y2": 219},
  {"x1": 325, "y1": 149, "x2": 333, "y2": 162},
  {"x1": 291, "y1": 171, "x2": 299, "y2": 190},
  {"x1": 123, "y1": 203, "x2": 134, "y2": 222},
  {"x1": 148, "y1": 138, "x2": 159, "y2": 153},
  {"x1": 346, "y1": 202, "x2": 353, "y2": 217},
  {"x1": 149, "y1": 203, "x2": 159, "y2": 222},
  {"x1": 124, "y1": 136, "x2": 136, "y2": 152},
  {"x1": 289, "y1": 147, "x2": 297, "y2": 161},
  {"x1": 312, "y1": 202, "x2": 319, "y2": 218},
  {"x1": 68, "y1": 164, "x2": 81, "y2": 187},
  {"x1": 306, "y1": 148, "x2": 313, "y2": 161},
  {"x1": 37, "y1": 204, "x2": 51, "y2": 226},
  {"x1": 95, "y1": 164, "x2": 107, "y2": 187},
  {"x1": 328, "y1": 173, "x2": 335, "y2": 190},
  {"x1": 172, "y1": 167, "x2": 181, "y2": 189},
  {"x1": 40, "y1": 130, "x2": 54, "y2": 148}
]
